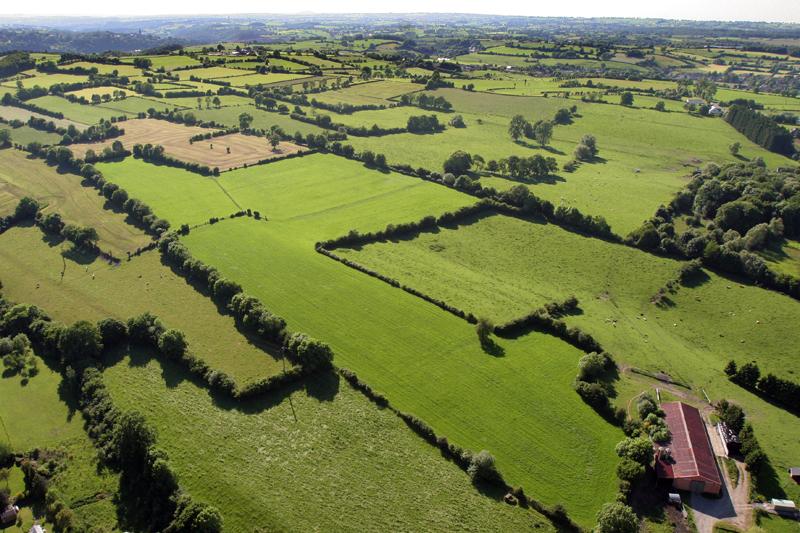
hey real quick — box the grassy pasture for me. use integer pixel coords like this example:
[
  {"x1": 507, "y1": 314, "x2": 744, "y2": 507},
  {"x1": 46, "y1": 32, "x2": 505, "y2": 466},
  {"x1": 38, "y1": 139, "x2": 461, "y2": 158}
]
[
  {"x1": 71, "y1": 118, "x2": 306, "y2": 171},
  {"x1": 0, "y1": 353, "x2": 119, "y2": 531},
  {"x1": 715, "y1": 88, "x2": 800, "y2": 112},
  {"x1": 28, "y1": 95, "x2": 133, "y2": 124},
  {"x1": 157, "y1": 94, "x2": 252, "y2": 109},
  {"x1": 311, "y1": 80, "x2": 420, "y2": 106},
  {"x1": 95, "y1": 95, "x2": 187, "y2": 114},
  {"x1": 65, "y1": 85, "x2": 125, "y2": 99},
  {"x1": 0, "y1": 224, "x2": 286, "y2": 384},
  {"x1": 4, "y1": 125, "x2": 62, "y2": 146},
  {"x1": 104, "y1": 354, "x2": 553, "y2": 532},
  {"x1": 67, "y1": 61, "x2": 142, "y2": 77},
  {"x1": 96, "y1": 158, "x2": 237, "y2": 225},
  {"x1": 758, "y1": 239, "x2": 800, "y2": 277},
  {"x1": 0, "y1": 149, "x2": 152, "y2": 256},
  {"x1": 222, "y1": 72, "x2": 311, "y2": 87},
  {"x1": 336, "y1": 212, "x2": 800, "y2": 504},
  {"x1": 119, "y1": 54, "x2": 201, "y2": 70},
  {"x1": 0, "y1": 72, "x2": 89, "y2": 89},
  {"x1": 172, "y1": 155, "x2": 623, "y2": 525},
  {"x1": 174, "y1": 66, "x2": 253, "y2": 80},
  {"x1": 346, "y1": 88, "x2": 788, "y2": 234},
  {"x1": 194, "y1": 104, "x2": 327, "y2": 136}
]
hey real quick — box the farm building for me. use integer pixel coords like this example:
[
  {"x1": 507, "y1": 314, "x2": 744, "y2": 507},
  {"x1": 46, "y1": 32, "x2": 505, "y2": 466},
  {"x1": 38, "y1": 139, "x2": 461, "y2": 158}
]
[
  {"x1": 790, "y1": 467, "x2": 800, "y2": 483},
  {"x1": 708, "y1": 105, "x2": 724, "y2": 116},
  {"x1": 685, "y1": 97, "x2": 706, "y2": 106},
  {"x1": 717, "y1": 422, "x2": 741, "y2": 456},
  {"x1": 29, "y1": 525, "x2": 46, "y2": 533},
  {"x1": 772, "y1": 499, "x2": 798, "y2": 517},
  {"x1": 655, "y1": 402, "x2": 723, "y2": 495}
]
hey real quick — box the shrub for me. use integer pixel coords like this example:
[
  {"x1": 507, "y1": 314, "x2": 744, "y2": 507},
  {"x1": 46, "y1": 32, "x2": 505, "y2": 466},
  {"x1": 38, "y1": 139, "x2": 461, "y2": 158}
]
[
  {"x1": 467, "y1": 450, "x2": 502, "y2": 484},
  {"x1": 97, "y1": 317, "x2": 128, "y2": 346},
  {"x1": 595, "y1": 502, "x2": 638, "y2": 533}
]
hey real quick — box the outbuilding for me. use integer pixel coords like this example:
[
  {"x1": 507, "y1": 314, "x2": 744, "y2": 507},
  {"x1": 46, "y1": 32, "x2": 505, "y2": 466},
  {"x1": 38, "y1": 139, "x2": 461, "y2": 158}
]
[
  {"x1": 789, "y1": 467, "x2": 800, "y2": 483},
  {"x1": 655, "y1": 402, "x2": 723, "y2": 495},
  {"x1": 772, "y1": 499, "x2": 798, "y2": 517},
  {"x1": 717, "y1": 422, "x2": 741, "y2": 456}
]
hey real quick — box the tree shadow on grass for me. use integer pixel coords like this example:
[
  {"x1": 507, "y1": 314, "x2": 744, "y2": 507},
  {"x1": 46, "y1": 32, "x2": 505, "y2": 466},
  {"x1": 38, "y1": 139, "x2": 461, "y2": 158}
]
[
  {"x1": 304, "y1": 369, "x2": 340, "y2": 402},
  {"x1": 157, "y1": 253, "x2": 284, "y2": 363},
  {"x1": 61, "y1": 245, "x2": 99, "y2": 265},
  {"x1": 480, "y1": 337, "x2": 505, "y2": 357}
]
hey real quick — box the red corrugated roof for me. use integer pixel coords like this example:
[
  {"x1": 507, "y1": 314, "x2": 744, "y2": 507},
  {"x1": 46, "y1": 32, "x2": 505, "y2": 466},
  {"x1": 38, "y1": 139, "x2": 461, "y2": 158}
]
[{"x1": 656, "y1": 402, "x2": 721, "y2": 490}]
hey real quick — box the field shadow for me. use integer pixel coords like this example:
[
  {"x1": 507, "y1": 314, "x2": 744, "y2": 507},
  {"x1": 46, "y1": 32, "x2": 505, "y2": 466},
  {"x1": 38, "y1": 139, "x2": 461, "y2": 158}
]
[
  {"x1": 480, "y1": 337, "x2": 505, "y2": 357},
  {"x1": 61, "y1": 245, "x2": 99, "y2": 265},
  {"x1": 304, "y1": 370, "x2": 340, "y2": 402},
  {"x1": 158, "y1": 253, "x2": 284, "y2": 362},
  {"x1": 681, "y1": 268, "x2": 711, "y2": 288},
  {"x1": 102, "y1": 343, "x2": 304, "y2": 415}
]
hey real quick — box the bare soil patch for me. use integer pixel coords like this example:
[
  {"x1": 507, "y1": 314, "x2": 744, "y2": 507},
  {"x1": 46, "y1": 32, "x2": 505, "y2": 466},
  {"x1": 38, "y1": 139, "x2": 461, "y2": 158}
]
[
  {"x1": 0, "y1": 104, "x2": 87, "y2": 130},
  {"x1": 69, "y1": 118, "x2": 306, "y2": 171}
]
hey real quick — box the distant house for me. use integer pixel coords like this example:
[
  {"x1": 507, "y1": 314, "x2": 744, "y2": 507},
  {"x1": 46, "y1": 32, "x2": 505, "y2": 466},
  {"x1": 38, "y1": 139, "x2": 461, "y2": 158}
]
[
  {"x1": 655, "y1": 402, "x2": 723, "y2": 495},
  {"x1": 29, "y1": 525, "x2": 46, "y2": 533},
  {"x1": 790, "y1": 467, "x2": 800, "y2": 483},
  {"x1": 0, "y1": 505, "x2": 19, "y2": 526},
  {"x1": 708, "y1": 105, "x2": 725, "y2": 116},
  {"x1": 685, "y1": 97, "x2": 706, "y2": 107},
  {"x1": 717, "y1": 422, "x2": 741, "y2": 456},
  {"x1": 791, "y1": 128, "x2": 800, "y2": 139}
]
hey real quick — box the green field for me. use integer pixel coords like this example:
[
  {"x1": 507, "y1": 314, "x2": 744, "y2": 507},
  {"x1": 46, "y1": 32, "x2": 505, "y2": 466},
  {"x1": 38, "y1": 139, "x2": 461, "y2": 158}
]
[
  {"x1": 96, "y1": 95, "x2": 187, "y2": 114},
  {"x1": 311, "y1": 80, "x2": 420, "y2": 106},
  {"x1": 0, "y1": 72, "x2": 89, "y2": 90},
  {"x1": 343, "y1": 88, "x2": 789, "y2": 234},
  {"x1": 224, "y1": 72, "x2": 311, "y2": 87},
  {"x1": 0, "y1": 225, "x2": 286, "y2": 385},
  {"x1": 194, "y1": 104, "x2": 327, "y2": 136},
  {"x1": 0, "y1": 353, "x2": 119, "y2": 531},
  {"x1": 104, "y1": 354, "x2": 554, "y2": 532},
  {"x1": 5, "y1": 124, "x2": 62, "y2": 145},
  {"x1": 97, "y1": 158, "x2": 239, "y2": 226},
  {"x1": 28, "y1": 95, "x2": 134, "y2": 124},
  {"x1": 167, "y1": 155, "x2": 624, "y2": 525},
  {"x1": 335, "y1": 212, "x2": 800, "y2": 504},
  {"x1": 0, "y1": 149, "x2": 152, "y2": 256},
  {"x1": 119, "y1": 54, "x2": 201, "y2": 70},
  {"x1": 68, "y1": 61, "x2": 142, "y2": 77}
]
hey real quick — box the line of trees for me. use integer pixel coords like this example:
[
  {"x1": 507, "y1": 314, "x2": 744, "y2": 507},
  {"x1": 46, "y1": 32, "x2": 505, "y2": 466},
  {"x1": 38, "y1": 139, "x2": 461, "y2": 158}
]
[
  {"x1": 0, "y1": 299, "x2": 222, "y2": 533},
  {"x1": 133, "y1": 143, "x2": 218, "y2": 176},
  {"x1": 715, "y1": 400, "x2": 773, "y2": 500},
  {"x1": 724, "y1": 360, "x2": 799, "y2": 415},
  {"x1": 725, "y1": 105, "x2": 796, "y2": 156},
  {"x1": 399, "y1": 92, "x2": 453, "y2": 111},
  {"x1": 1, "y1": 93, "x2": 65, "y2": 119}
]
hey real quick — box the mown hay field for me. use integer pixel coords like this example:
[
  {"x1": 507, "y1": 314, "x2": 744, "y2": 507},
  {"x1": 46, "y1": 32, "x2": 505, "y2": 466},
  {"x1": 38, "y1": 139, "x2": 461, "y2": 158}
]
[
  {"x1": 0, "y1": 149, "x2": 152, "y2": 255},
  {"x1": 73, "y1": 118, "x2": 307, "y2": 171},
  {"x1": 104, "y1": 353, "x2": 554, "y2": 532},
  {"x1": 336, "y1": 212, "x2": 800, "y2": 504},
  {"x1": 0, "y1": 224, "x2": 287, "y2": 385}
]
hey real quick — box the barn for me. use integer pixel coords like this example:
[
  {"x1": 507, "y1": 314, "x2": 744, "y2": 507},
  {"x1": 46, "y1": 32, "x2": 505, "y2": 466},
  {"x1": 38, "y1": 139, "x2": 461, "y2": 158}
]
[{"x1": 655, "y1": 402, "x2": 723, "y2": 495}]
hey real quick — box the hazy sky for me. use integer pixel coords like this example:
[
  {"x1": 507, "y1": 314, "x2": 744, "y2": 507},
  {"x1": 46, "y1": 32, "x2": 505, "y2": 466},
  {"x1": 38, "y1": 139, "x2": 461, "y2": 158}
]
[{"x1": 1, "y1": 0, "x2": 798, "y2": 23}]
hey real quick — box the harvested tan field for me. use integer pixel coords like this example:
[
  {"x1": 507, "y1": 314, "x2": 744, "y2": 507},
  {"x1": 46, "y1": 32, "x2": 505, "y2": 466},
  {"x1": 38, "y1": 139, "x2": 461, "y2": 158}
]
[{"x1": 69, "y1": 118, "x2": 306, "y2": 171}]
